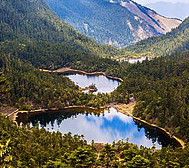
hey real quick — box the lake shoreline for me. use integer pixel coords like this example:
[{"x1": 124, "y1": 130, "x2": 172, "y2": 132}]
[
  {"x1": 14, "y1": 105, "x2": 109, "y2": 122},
  {"x1": 39, "y1": 68, "x2": 123, "y2": 82},
  {"x1": 114, "y1": 103, "x2": 185, "y2": 148},
  {"x1": 14, "y1": 103, "x2": 185, "y2": 148}
]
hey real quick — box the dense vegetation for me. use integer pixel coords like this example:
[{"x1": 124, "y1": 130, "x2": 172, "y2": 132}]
[
  {"x1": 0, "y1": 54, "x2": 113, "y2": 110},
  {"x1": 0, "y1": 0, "x2": 124, "y2": 110},
  {"x1": 0, "y1": 0, "x2": 130, "y2": 111},
  {"x1": 1, "y1": 114, "x2": 189, "y2": 167},
  {"x1": 2, "y1": 50, "x2": 189, "y2": 166},
  {"x1": 0, "y1": 0, "x2": 131, "y2": 70},
  {"x1": 126, "y1": 16, "x2": 189, "y2": 58},
  {"x1": 0, "y1": 72, "x2": 10, "y2": 94},
  {"x1": 1, "y1": 0, "x2": 189, "y2": 167},
  {"x1": 111, "y1": 51, "x2": 189, "y2": 143}
]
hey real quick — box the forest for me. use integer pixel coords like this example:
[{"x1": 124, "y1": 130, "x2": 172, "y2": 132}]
[
  {"x1": 1, "y1": 0, "x2": 189, "y2": 167},
  {"x1": 1, "y1": 112, "x2": 189, "y2": 167},
  {"x1": 0, "y1": 0, "x2": 122, "y2": 110},
  {"x1": 0, "y1": 0, "x2": 132, "y2": 70},
  {"x1": 113, "y1": 51, "x2": 189, "y2": 143},
  {"x1": 0, "y1": 54, "x2": 113, "y2": 110},
  {"x1": 1, "y1": 49, "x2": 189, "y2": 167}
]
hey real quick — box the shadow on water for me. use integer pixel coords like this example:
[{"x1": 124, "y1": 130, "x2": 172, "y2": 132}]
[
  {"x1": 17, "y1": 109, "x2": 102, "y2": 128},
  {"x1": 134, "y1": 119, "x2": 179, "y2": 148}
]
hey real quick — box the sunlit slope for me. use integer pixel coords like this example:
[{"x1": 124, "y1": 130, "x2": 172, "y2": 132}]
[
  {"x1": 44, "y1": 0, "x2": 181, "y2": 48},
  {"x1": 126, "y1": 17, "x2": 189, "y2": 57}
]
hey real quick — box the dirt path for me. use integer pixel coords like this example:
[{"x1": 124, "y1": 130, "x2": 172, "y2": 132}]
[{"x1": 113, "y1": 102, "x2": 136, "y2": 117}]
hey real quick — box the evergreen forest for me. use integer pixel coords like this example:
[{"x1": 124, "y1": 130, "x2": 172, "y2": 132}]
[{"x1": 1, "y1": 0, "x2": 189, "y2": 167}]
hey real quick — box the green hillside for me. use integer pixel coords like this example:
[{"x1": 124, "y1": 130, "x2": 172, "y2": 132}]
[
  {"x1": 127, "y1": 17, "x2": 189, "y2": 57},
  {"x1": 0, "y1": 0, "x2": 121, "y2": 112},
  {"x1": 0, "y1": 0, "x2": 124, "y2": 69},
  {"x1": 0, "y1": 0, "x2": 189, "y2": 167}
]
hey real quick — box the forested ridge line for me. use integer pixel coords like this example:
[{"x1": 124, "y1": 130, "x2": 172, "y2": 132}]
[{"x1": 0, "y1": 0, "x2": 188, "y2": 73}]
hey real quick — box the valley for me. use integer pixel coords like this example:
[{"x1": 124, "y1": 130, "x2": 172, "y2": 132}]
[
  {"x1": 0, "y1": 0, "x2": 189, "y2": 167},
  {"x1": 11, "y1": 71, "x2": 183, "y2": 149},
  {"x1": 44, "y1": 0, "x2": 181, "y2": 47}
]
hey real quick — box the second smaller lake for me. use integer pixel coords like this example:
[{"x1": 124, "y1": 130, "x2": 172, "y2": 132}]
[
  {"x1": 127, "y1": 57, "x2": 146, "y2": 64},
  {"x1": 65, "y1": 73, "x2": 120, "y2": 94}
]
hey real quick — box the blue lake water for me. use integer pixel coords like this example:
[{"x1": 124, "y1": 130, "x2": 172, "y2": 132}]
[
  {"x1": 17, "y1": 107, "x2": 177, "y2": 148},
  {"x1": 65, "y1": 73, "x2": 120, "y2": 93},
  {"x1": 17, "y1": 73, "x2": 179, "y2": 148}
]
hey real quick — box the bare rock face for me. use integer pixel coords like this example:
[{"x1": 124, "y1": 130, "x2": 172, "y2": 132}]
[
  {"x1": 44, "y1": 0, "x2": 181, "y2": 48},
  {"x1": 120, "y1": 0, "x2": 181, "y2": 33}
]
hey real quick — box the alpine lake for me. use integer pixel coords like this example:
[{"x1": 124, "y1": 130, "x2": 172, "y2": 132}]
[{"x1": 16, "y1": 73, "x2": 180, "y2": 149}]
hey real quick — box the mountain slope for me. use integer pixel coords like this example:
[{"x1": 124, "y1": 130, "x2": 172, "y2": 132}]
[
  {"x1": 0, "y1": 0, "x2": 120, "y2": 69},
  {"x1": 119, "y1": 0, "x2": 181, "y2": 33},
  {"x1": 126, "y1": 16, "x2": 189, "y2": 57},
  {"x1": 0, "y1": 0, "x2": 120, "y2": 111},
  {"x1": 146, "y1": 2, "x2": 189, "y2": 20},
  {"x1": 44, "y1": 0, "x2": 181, "y2": 47}
]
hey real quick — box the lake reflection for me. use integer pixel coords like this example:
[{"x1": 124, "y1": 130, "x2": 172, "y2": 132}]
[
  {"x1": 65, "y1": 73, "x2": 120, "y2": 93},
  {"x1": 17, "y1": 108, "x2": 177, "y2": 148}
]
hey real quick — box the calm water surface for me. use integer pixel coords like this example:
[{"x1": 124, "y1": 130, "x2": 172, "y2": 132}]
[
  {"x1": 17, "y1": 73, "x2": 178, "y2": 148},
  {"x1": 65, "y1": 73, "x2": 120, "y2": 93},
  {"x1": 17, "y1": 108, "x2": 177, "y2": 149}
]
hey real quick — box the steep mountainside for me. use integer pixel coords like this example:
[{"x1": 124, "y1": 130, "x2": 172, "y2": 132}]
[
  {"x1": 126, "y1": 16, "x2": 189, "y2": 57},
  {"x1": 0, "y1": 0, "x2": 121, "y2": 111},
  {"x1": 0, "y1": 0, "x2": 121, "y2": 69},
  {"x1": 146, "y1": 2, "x2": 189, "y2": 20},
  {"x1": 44, "y1": 0, "x2": 181, "y2": 47}
]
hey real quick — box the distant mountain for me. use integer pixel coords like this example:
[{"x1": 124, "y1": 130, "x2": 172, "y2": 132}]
[
  {"x1": 44, "y1": 0, "x2": 181, "y2": 47},
  {"x1": 146, "y1": 2, "x2": 189, "y2": 20},
  {"x1": 126, "y1": 16, "x2": 189, "y2": 57}
]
